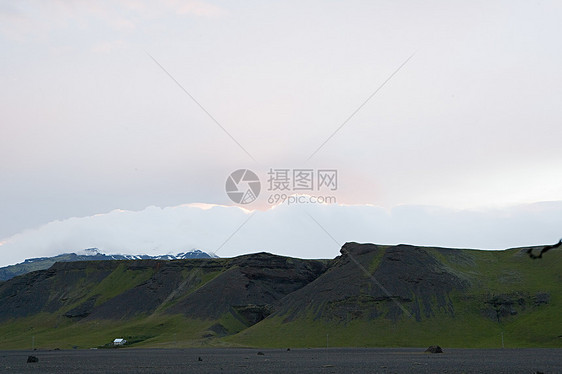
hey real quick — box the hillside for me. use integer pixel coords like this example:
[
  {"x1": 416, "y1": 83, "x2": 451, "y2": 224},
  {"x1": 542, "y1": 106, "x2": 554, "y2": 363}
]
[
  {"x1": 232, "y1": 243, "x2": 561, "y2": 348},
  {"x1": 0, "y1": 243, "x2": 560, "y2": 349}
]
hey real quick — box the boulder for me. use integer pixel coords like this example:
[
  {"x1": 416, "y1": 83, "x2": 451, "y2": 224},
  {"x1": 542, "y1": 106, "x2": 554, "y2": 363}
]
[{"x1": 425, "y1": 345, "x2": 443, "y2": 353}]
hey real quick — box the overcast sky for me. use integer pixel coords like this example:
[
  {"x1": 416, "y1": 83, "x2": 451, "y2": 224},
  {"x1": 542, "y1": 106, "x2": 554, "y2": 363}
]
[{"x1": 1, "y1": 1, "x2": 561, "y2": 266}]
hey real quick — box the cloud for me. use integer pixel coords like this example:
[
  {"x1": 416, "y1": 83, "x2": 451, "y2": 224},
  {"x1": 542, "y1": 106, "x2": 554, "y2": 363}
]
[
  {"x1": 166, "y1": 0, "x2": 226, "y2": 17},
  {"x1": 0, "y1": 1, "x2": 133, "y2": 42},
  {"x1": 0, "y1": 0, "x2": 224, "y2": 42},
  {"x1": 1, "y1": 1, "x2": 561, "y2": 269},
  {"x1": 1, "y1": 201, "x2": 561, "y2": 267},
  {"x1": 91, "y1": 40, "x2": 125, "y2": 54}
]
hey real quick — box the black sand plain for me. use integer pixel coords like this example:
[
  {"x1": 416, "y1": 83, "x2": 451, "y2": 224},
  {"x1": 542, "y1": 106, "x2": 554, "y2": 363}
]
[{"x1": 1, "y1": 347, "x2": 560, "y2": 373}]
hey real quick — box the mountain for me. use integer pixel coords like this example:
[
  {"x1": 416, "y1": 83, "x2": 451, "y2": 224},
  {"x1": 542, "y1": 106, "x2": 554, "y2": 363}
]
[
  {"x1": 0, "y1": 243, "x2": 559, "y2": 349},
  {"x1": 0, "y1": 248, "x2": 214, "y2": 281}
]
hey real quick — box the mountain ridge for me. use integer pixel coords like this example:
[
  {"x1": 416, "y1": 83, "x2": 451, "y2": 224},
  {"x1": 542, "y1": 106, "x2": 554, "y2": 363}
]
[
  {"x1": 0, "y1": 242, "x2": 559, "y2": 349},
  {"x1": 0, "y1": 248, "x2": 215, "y2": 281}
]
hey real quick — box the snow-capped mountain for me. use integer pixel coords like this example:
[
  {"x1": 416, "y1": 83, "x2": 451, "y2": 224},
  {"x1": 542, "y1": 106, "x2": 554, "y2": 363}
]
[
  {"x1": 75, "y1": 247, "x2": 215, "y2": 260},
  {"x1": 0, "y1": 248, "x2": 217, "y2": 281}
]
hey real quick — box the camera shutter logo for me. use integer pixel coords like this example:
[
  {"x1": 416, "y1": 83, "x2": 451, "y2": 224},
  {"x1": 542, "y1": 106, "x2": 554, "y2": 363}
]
[{"x1": 225, "y1": 169, "x2": 261, "y2": 204}]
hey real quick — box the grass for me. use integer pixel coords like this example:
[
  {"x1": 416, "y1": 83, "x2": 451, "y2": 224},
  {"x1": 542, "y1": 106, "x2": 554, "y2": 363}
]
[
  {"x1": 89, "y1": 264, "x2": 155, "y2": 306},
  {"x1": 227, "y1": 307, "x2": 561, "y2": 348},
  {"x1": 0, "y1": 314, "x2": 221, "y2": 349},
  {"x1": 367, "y1": 246, "x2": 386, "y2": 274}
]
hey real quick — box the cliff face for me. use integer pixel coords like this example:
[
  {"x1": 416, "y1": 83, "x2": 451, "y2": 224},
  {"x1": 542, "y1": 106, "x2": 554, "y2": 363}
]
[
  {"x1": 0, "y1": 243, "x2": 560, "y2": 349},
  {"x1": 165, "y1": 253, "x2": 326, "y2": 320}
]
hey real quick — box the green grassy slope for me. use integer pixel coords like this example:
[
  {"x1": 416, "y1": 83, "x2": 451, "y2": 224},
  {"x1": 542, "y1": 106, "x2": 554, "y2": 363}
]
[{"x1": 0, "y1": 260, "x2": 227, "y2": 349}]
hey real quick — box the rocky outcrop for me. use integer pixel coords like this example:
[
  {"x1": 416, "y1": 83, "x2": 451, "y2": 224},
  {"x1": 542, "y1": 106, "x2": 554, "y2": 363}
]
[{"x1": 482, "y1": 292, "x2": 551, "y2": 322}]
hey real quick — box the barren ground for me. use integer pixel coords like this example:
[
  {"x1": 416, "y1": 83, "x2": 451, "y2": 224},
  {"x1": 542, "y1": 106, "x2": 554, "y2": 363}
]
[{"x1": 1, "y1": 347, "x2": 560, "y2": 373}]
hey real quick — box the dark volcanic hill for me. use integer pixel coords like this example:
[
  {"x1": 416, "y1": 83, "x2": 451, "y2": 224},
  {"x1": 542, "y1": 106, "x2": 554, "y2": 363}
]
[
  {"x1": 277, "y1": 243, "x2": 470, "y2": 322},
  {"x1": 0, "y1": 253, "x2": 327, "y2": 335},
  {"x1": 0, "y1": 243, "x2": 560, "y2": 349}
]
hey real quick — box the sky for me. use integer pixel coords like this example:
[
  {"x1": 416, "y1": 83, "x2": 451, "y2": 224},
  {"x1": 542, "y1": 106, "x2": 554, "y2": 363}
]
[{"x1": 1, "y1": 0, "x2": 561, "y2": 266}]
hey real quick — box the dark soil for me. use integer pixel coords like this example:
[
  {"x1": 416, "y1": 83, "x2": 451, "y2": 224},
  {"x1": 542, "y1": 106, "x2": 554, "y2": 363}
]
[{"x1": 1, "y1": 348, "x2": 560, "y2": 374}]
